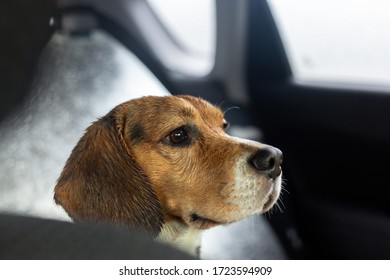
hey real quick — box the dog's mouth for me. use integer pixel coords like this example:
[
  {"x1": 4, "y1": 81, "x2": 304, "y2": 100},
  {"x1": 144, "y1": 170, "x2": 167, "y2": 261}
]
[
  {"x1": 189, "y1": 213, "x2": 223, "y2": 229},
  {"x1": 262, "y1": 195, "x2": 276, "y2": 212},
  {"x1": 261, "y1": 178, "x2": 282, "y2": 213}
]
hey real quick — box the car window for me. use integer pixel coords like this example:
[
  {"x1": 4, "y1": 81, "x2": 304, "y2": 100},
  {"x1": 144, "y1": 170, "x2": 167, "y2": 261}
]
[
  {"x1": 268, "y1": 0, "x2": 390, "y2": 87},
  {"x1": 147, "y1": 0, "x2": 216, "y2": 74}
]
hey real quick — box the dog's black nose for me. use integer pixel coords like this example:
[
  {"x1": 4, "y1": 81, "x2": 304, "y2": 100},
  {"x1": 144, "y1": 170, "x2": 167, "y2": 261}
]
[{"x1": 250, "y1": 147, "x2": 283, "y2": 179}]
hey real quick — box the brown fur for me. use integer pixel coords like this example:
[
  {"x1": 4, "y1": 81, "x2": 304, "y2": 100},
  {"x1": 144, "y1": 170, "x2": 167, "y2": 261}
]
[{"x1": 54, "y1": 104, "x2": 163, "y2": 235}]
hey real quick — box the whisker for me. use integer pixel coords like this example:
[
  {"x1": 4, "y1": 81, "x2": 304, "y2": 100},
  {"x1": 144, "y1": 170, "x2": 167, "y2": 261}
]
[
  {"x1": 276, "y1": 201, "x2": 284, "y2": 213},
  {"x1": 223, "y1": 106, "x2": 240, "y2": 115},
  {"x1": 282, "y1": 188, "x2": 290, "y2": 195},
  {"x1": 266, "y1": 207, "x2": 274, "y2": 219},
  {"x1": 278, "y1": 197, "x2": 286, "y2": 210},
  {"x1": 281, "y1": 183, "x2": 290, "y2": 194}
]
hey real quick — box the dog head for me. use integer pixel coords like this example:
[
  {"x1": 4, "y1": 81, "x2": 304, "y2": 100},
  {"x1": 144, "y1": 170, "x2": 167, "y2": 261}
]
[{"x1": 54, "y1": 95, "x2": 283, "y2": 235}]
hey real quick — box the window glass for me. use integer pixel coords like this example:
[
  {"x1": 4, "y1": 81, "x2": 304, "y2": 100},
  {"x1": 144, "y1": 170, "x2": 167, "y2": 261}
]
[
  {"x1": 147, "y1": 0, "x2": 216, "y2": 58},
  {"x1": 268, "y1": 0, "x2": 390, "y2": 87}
]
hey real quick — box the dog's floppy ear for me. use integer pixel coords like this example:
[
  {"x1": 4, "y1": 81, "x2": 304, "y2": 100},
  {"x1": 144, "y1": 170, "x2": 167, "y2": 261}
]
[{"x1": 54, "y1": 108, "x2": 163, "y2": 236}]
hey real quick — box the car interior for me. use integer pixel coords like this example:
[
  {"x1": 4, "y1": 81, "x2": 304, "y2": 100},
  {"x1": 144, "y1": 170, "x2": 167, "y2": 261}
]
[{"x1": 1, "y1": 0, "x2": 389, "y2": 259}]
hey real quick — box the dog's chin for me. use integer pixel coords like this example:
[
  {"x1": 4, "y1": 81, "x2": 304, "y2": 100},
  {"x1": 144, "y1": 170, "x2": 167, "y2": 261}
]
[{"x1": 186, "y1": 213, "x2": 226, "y2": 230}]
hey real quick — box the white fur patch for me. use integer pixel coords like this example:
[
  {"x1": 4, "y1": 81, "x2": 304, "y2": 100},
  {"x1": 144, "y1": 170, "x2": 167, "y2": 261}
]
[{"x1": 157, "y1": 220, "x2": 202, "y2": 257}]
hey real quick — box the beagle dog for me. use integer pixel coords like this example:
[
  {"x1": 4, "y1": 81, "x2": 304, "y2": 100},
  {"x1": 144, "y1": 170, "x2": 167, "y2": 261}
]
[{"x1": 54, "y1": 95, "x2": 283, "y2": 257}]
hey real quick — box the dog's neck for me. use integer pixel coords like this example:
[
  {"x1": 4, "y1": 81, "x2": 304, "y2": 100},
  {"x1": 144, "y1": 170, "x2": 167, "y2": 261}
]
[{"x1": 157, "y1": 220, "x2": 202, "y2": 257}]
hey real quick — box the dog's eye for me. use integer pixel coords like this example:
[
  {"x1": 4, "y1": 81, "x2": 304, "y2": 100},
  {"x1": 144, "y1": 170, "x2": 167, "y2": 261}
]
[
  {"x1": 223, "y1": 120, "x2": 230, "y2": 130},
  {"x1": 168, "y1": 127, "x2": 189, "y2": 145}
]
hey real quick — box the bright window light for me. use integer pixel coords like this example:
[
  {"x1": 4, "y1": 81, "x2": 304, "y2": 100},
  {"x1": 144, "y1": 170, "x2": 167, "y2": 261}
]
[
  {"x1": 268, "y1": 0, "x2": 390, "y2": 87},
  {"x1": 147, "y1": 0, "x2": 216, "y2": 59}
]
